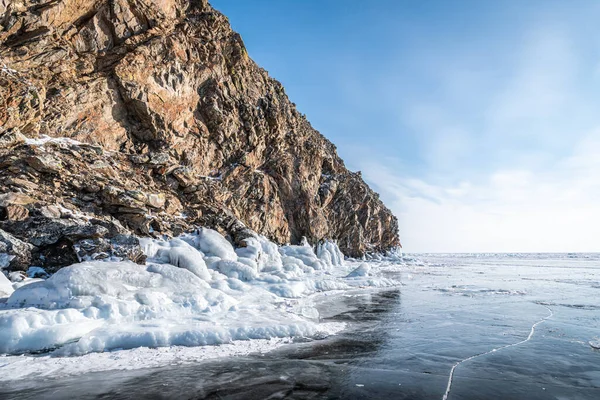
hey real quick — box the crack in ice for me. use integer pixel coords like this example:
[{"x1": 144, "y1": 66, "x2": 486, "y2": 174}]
[{"x1": 442, "y1": 304, "x2": 553, "y2": 400}]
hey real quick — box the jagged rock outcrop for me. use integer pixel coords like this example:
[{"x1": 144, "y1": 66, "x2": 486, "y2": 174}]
[{"x1": 0, "y1": 0, "x2": 400, "y2": 270}]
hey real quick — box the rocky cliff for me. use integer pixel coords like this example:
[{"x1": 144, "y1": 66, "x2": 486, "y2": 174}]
[{"x1": 0, "y1": 0, "x2": 400, "y2": 271}]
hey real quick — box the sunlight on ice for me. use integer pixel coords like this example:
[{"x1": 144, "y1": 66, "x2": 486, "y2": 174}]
[{"x1": 0, "y1": 228, "x2": 402, "y2": 373}]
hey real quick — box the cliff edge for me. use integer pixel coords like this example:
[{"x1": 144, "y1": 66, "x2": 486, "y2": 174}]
[{"x1": 0, "y1": 0, "x2": 400, "y2": 271}]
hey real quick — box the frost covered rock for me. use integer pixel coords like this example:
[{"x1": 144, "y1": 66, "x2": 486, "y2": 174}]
[
  {"x1": 110, "y1": 235, "x2": 147, "y2": 264},
  {"x1": 0, "y1": 229, "x2": 32, "y2": 271}
]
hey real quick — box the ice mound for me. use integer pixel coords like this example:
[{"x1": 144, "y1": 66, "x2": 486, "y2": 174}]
[
  {"x1": 317, "y1": 240, "x2": 345, "y2": 267},
  {"x1": 141, "y1": 238, "x2": 211, "y2": 281},
  {"x1": 235, "y1": 235, "x2": 283, "y2": 271},
  {"x1": 0, "y1": 228, "x2": 399, "y2": 357},
  {"x1": 347, "y1": 263, "x2": 371, "y2": 277},
  {"x1": 186, "y1": 228, "x2": 237, "y2": 260},
  {"x1": 0, "y1": 271, "x2": 13, "y2": 297},
  {"x1": 280, "y1": 243, "x2": 326, "y2": 270}
]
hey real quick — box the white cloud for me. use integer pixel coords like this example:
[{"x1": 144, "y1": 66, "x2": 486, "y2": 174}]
[
  {"x1": 487, "y1": 26, "x2": 576, "y2": 125},
  {"x1": 354, "y1": 18, "x2": 600, "y2": 253},
  {"x1": 362, "y1": 131, "x2": 600, "y2": 253}
]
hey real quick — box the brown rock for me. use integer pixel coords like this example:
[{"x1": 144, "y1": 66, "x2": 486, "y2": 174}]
[
  {"x1": 6, "y1": 177, "x2": 38, "y2": 191},
  {"x1": 0, "y1": 129, "x2": 26, "y2": 148},
  {"x1": 26, "y1": 154, "x2": 62, "y2": 174},
  {"x1": 2, "y1": 205, "x2": 29, "y2": 221},
  {"x1": 0, "y1": 192, "x2": 34, "y2": 207},
  {"x1": 0, "y1": 0, "x2": 400, "y2": 270},
  {"x1": 39, "y1": 205, "x2": 62, "y2": 219},
  {"x1": 145, "y1": 193, "x2": 165, "y2": 209}
]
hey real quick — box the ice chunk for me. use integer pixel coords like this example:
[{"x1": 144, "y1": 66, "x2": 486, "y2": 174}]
[
  {"x1": 0, "y1": 253, "x2": 14, "y2": 270},
  {"x1": 347, "y1": 263, "x2": 371, "y2": 277},
  {"x1": 184, "y1": 228, "x2": 237, "y2": 260},
  {"x1": 279, "y1": 245, "x2": 325, "y2": 270},
  {"x1": 236, "y1": 256, "x2": 258, "y2": 271},
  {"x1": 213, "y1": 260, "x2": 258, "y2": 281},
  {"x1": 12, "y1": 278, "x2": 45, "y2": 290},
  {"x1": 8, "y1": 271, "x2": 26, "y2": 282},
  {"x1": 141, "y1": 238, "x2": 211, "y2": 281},
  {"x1": 0, "y1": 228, "x2": 401, "y2": 359},
  {"x1": 235, "y1": 235, "x2": 283, "y2": 272},
  {"x1": 0, "y1": 308, "x2": 104, "y2": 354},
  {"x1": 0, "y1": 261, "x2": 240, "y2": 354},
  {"x1": 317, "y1": 240, "x2": 345, "y2": 267},
  {"x1": 0, "y1": 271, "x2": 14, "y2": 298},
  {"x1": 27, "y1": 266, "x2": 49, "y2": 279}
]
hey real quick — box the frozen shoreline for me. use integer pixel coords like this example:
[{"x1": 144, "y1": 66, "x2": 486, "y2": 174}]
[
  {"x1": 0, "y1": 228, "x2": 403, "y2": 380},
  {"x1": 0, "y1": 286, "x2": 390, "y2": 382}
]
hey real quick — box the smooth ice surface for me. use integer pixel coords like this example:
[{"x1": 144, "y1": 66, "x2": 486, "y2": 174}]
[{"x1": 0, "y1": 229, "x2": 398, "y2": 376}]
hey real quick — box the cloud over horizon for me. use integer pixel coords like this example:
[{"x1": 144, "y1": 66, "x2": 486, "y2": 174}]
[
  {"x1": 361, "y1": 20, "x2": 600, "y2": 252},
  {"x1": 215, "y1": 0, "x2": 600, "y2": 252}
]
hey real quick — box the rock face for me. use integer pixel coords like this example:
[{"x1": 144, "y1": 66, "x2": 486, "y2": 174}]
[{"x1": 0, "y1": 0, "x2": 400, "y2": 270}]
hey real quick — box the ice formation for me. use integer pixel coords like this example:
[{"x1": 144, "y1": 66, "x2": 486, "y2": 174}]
[
  {"x1": 0, "y1": 271, "x2": 13, "y2": 298},
  {"x1": 0, "y1": 228, "x2": 398, "y2": 357}
]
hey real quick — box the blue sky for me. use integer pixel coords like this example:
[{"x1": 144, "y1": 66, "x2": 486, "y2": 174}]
[{"x1": 212, "y1": 0, "x2": 600, "y2": 252}]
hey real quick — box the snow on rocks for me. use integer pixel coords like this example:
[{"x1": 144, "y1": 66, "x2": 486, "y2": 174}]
[
  {"x1": 24, "y1": 134, "x2": 83, "y2": 147},
  {"x1": 0, "y1": 227, "x2": 399, "y2": 360}
]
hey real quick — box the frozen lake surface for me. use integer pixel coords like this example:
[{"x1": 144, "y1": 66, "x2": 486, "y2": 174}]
[{"x1": 1, "y1": 253, "x2": 599, "y2": 399}]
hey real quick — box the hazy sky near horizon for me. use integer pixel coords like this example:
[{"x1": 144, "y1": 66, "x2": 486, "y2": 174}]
[{"x1": 212, "y1": 0, "x2": 600, "y2": 253}]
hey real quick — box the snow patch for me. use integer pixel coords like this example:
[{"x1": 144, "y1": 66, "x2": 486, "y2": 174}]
[{"x1": 24, "y1": 135, "x2": 83, "y2": 147}]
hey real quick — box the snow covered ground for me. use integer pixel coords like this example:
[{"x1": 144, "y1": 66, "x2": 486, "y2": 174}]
[{"x1": 0, "y1": 228, "x2": 402, "y2": 381}]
